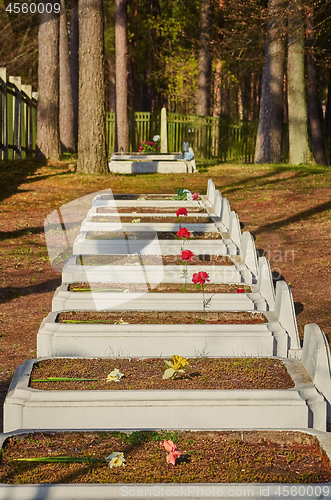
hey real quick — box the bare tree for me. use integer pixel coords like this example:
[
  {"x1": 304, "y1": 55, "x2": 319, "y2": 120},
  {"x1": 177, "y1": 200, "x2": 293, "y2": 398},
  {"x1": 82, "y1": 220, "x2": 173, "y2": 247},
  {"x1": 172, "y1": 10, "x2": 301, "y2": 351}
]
[
  {"x1": 255, "y1": 0, "x2": 285, "y2": 164},
  {"x1": 306, "y1": 2, "x2": 327, "y2": 165},
  {"x1": 36, "y1": 13, "x2": 60, "y2": 159},
  {"x1": 196, "y1": 0, "x2": 213, "y2": 116},
  {"x1": 70, "y1": 0, "x2": 79, "y2": 147},
  {"x1": 77, "y1": 0, "x2": 107, "y2": 174},
  {"x1": 287, "y1": 0, "x2": 309, "y2": 165},
  {"x1": 115, "y1": 0, "x2": 129, "y2": 151},
  {"x1": 59, "y1": 0, "x2": 74, "y2": 153}
]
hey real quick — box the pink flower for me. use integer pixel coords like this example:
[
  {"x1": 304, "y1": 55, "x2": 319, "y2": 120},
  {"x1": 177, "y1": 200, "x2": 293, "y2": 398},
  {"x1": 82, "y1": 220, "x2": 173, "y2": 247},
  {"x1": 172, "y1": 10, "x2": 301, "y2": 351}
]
[
  {"x1": 142, "y1": 141, "x2": 146, "y2": 144},
  {"x1": 138, "y1": 146, "x2": 143, "y2": 151},
  {"x1": 180, "y1": 249, "x2": 194, "y2": 262},
  {"x1": 176, "y1": 227, "x2": 190, "y2": 239},
  {"x1": 192, "y1": 192, "x2": 200, "y2": 200},
  {"x1": 192, "y1": 271, "x2": 210, "y2": 285},
  {"x1": 176, "y1": 208, "x2": 188, "y2": 217},
  {"x1": 148, "y1": 141, "x2": 153, "y2": 146},
  {"x1": 160, "y1": 440, "x2": 182, "y2": 466}
]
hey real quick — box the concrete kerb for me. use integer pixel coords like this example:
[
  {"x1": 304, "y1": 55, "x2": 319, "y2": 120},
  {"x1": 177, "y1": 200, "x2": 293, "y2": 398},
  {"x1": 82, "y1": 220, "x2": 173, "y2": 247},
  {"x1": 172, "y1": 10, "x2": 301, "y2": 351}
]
[
  {"x1": 302, "y1": 324, "x2": 331, "y2": 426},
  {"x1": 229, "y1": 211, "x2": 242, "y2": 250},
  {"x1": 239, "y1": 232, "x2": 258, "y2": 281},
  {"x1": 1, "y1": 429, "x2": 331, "y2": 499},
  {"x1": 36, "y1": 310, "x2": 288, "y2": 359},
  {"x1": 220, "y1": 198, "x2": 231, "y2": 230},
  {"x1": 3, "y1": 357, "x2": 325, "y2": 433}
]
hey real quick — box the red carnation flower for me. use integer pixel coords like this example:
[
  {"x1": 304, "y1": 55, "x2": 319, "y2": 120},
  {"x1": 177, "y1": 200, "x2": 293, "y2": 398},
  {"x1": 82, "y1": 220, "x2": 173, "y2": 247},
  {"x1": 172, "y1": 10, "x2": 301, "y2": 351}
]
[
  {"x1": 176, "y1": 227, "x2": 190, "y2": 239},
  {"x1": 148, "y1": 141, "x2": 153, "y2": 146},
  {"x1": 192, "y1": 192, "x2": 200, "y2": 200},
  {"x1": 192, "y1": 271, "x2": 210, "y2": 285},
  {"x1": 180, "y1": 249, "x2": 194, "y2": 262},
  {"x1": 176, "y1": 208, "x2": 188, "y2": 217},
  {"x1": 237, "y1": 287, "x2": 245, "y2": 293}
]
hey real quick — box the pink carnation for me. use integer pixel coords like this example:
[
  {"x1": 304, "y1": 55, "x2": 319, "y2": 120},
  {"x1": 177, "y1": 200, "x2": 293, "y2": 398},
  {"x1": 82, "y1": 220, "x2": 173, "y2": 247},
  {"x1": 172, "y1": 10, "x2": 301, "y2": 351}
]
[
  {"x1": 192, "y1": 192, "x2": 200, "y2": 200},
  {"x1": 160, "y1": 440, "x2": 182, "y2": 466}
]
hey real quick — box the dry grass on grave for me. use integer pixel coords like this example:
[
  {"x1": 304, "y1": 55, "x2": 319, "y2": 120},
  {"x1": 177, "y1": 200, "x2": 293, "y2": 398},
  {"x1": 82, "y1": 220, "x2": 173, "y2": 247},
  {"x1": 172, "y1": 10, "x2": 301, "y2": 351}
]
[{"x1": 0, "y1": 158, "x2": 330, "y2": 433}]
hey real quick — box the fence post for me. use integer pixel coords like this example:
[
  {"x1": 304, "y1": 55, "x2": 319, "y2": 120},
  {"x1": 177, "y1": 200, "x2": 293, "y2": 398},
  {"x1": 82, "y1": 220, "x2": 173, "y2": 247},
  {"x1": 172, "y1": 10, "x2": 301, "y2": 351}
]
[
  {"x1": 160, "y1": 107, "x2": 167, "y2": 153},
  {"x1": 9, "y1": 76, "x2": 21, "y2": 158},
  {"x1": 0, "y1": 68, "x2": 7, "y2": 160}
]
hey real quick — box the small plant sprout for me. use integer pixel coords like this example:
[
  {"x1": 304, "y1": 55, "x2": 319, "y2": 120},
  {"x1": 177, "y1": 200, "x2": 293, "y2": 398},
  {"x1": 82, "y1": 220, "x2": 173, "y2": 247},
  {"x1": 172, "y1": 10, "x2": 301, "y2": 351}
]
[
  {"x1": 106, "y1": 369, "x2": 124, "y2": 383},
  {"x1": 160, "y1": 439, "x2": 182, "y2": 465},
  {"x1": 105, "y1": 451, "x2": 126, "y2": 468},
  {"x1": 163, "y1": 355, "x2": 189, "y2": 380},
  {"x1": 179, "y1": 249, "x2": 194, "y2": 291},
  {"x1": 176, "y1": 207, "x2": 188, "y2": 218},
  {"x1": 192, "y1": 271, "x2": 215, "y2": 315}
]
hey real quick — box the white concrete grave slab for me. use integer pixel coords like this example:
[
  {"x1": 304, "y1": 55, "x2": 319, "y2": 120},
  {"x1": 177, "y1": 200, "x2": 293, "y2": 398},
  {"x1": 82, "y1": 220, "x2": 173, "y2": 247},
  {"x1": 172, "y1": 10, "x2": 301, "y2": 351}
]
[
  {"x1": 72, "y1": 230, "x2": 230, "y2": 256},
  {"x1": 207, "y1": 178, "x2": 215, "y2": 203},
  {"x1": 38, "y1": 279, "x2": 297, "y2": 359},
  {"x1": 79, "y1": 220, "x2": 219, "y2": 234},
  {"x1": 52, "y1": 284, "x2": 267, "y2": 312},
  {"x1": 274, "y1": 280, "x2": 301, "y2": 353},
  {"x1": 1, "y1": 429, "x2": 331, "y2": 500},
  {"x1": 62, "y1": 252, "x2": 244, "y2": 288},
  {"x1": 3, "y1": 357, "x2": 326, "y2": 433},
  {"x1": 302, "y1": 324, "x2": 331, "y2": 426},
  {"x1": 220, "y1": 197, "x2": 231, "y2": 230}
]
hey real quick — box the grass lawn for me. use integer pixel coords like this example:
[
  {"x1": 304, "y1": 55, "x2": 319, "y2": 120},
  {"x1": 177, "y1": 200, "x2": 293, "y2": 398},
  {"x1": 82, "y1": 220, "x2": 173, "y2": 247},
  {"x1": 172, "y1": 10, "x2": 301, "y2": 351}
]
[{"x1": 0, "y1": 158, "x2": 330, "y2": 431}]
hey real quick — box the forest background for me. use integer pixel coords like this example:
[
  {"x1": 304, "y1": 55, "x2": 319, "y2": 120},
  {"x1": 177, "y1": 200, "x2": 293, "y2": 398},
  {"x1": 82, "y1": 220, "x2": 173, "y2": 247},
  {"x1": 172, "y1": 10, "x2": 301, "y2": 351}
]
[{"x1": 2, "y1": 0, "x2": 331, "y2": 172}]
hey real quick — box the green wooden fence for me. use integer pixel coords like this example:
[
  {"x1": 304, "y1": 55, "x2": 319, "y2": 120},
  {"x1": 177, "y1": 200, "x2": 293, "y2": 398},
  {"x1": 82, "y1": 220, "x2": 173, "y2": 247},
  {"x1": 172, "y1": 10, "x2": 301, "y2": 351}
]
[
  {"x1": 0, "y1": 76, "x2": 37, "y2": 160},
  {"x1": 106, "y1": 111, "x2": 260, "y2": 163}
]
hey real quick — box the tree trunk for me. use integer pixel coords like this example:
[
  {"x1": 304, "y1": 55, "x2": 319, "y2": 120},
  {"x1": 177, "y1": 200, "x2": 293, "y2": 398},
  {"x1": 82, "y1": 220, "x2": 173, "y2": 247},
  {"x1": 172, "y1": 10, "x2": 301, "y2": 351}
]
[
  {"x1": 287, "y1": 0, "x2": 310, "y2": 165},
  {"x1": 70, "y1": 0, "x2": 79, "y2": 148},
  {"x1": 306, "y1": 4, "x2": 327, "y2": 165},
  {"x1": 213, "y1": 59, "x2": 222, "y2": 117},
  {"x1": 36, "y1": 13, "x2": 60, "y2": 159},
  {"x1": 77, "y1": 0, "x2": 107, "y2": 174},
  {"x1": 255, "y1": 0, "x2": 285, "y2": 164},
  {"x1": 59, "y1": 0, "x2": 74, "y2": 153},
  {"x1": 115, "y1": 0, "x2": 129, "y2": 151},
  {"x1": 196, "y1": 0, "x2": 212, "y2": 116},
  {"x1": 325, "y1": 69, "x2": 331, "y2": 164}
]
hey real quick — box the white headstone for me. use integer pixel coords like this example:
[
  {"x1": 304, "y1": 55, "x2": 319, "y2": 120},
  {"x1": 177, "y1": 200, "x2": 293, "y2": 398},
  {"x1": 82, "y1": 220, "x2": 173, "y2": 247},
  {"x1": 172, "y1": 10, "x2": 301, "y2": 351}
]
[{"x1": 274, "y1": 280, "x2": 300, "y2": 350}]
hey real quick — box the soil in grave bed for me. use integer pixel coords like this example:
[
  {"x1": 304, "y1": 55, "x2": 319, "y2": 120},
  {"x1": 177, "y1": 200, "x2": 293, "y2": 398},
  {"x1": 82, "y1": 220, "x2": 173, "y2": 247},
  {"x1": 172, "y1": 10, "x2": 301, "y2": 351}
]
[
  {"x1": 101, "y1": 194, "x2": 192, "y2": 200},
  {"x1": 29, "y1": 357, "x2": 294, "y2": 391},
  {"x1": 1, "y1": 430, "x2": 330, "y2": 484},
  {"x1": 78, "y1": 254, "x2": 233, "y2": 266},
  {"x1": 68, "y1": 283, "x2": 251, "y2": 293},
  {"x1": 97, "y1": 206, "x2": 207, "y2": 214},
  {"x1": 86, "y1": 231, "x2": 221, "y2": 240},
  {"x1": 91, "y1": 216, "x2": 212, "y2": 223},
  {"x1": 56, "y1": 311, "x2": 267, "y2": 325}
]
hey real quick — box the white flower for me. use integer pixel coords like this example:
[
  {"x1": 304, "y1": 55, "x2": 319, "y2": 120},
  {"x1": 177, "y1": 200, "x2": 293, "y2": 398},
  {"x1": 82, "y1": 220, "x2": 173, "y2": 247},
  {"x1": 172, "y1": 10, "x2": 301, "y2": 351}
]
[
  {"x1": 131, "y1": 218, "x2": 141, "y2": 223},
  {"x1": 114, "y1": 317, "x2": 130, "y2": 325},
  {"x1": 106, "y1": 368, "x2": 124, "y2": 382},
  {"x1": 105, "y1": 451, "x2": 126, "y2": 468},
  {"x1": 153, "y1": 135, "x2": 160, "y2": 142}
]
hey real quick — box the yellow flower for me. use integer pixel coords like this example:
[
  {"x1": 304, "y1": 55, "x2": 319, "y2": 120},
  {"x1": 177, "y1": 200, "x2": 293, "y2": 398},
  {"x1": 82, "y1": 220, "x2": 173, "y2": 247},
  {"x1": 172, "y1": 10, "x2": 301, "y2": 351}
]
[
  {"x1": 172, "y1": 355, "x2": 188, "y2": 371},
  {"x1": 106, "y1": 451, "x2": 126, "y2": 468},
  {"x1": 106, "y1": 368, "x2": 124, "y2": 382}
]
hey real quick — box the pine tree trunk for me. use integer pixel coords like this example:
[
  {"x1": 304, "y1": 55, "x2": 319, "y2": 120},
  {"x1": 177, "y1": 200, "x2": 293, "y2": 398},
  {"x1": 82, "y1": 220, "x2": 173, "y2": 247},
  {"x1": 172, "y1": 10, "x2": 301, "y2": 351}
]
[
  {"x1": 287, "y1": 0, "x2": 310, "y2": 165},
  {"x1": 325, "y1": 69, "x2": 331, "y2": 164},
  {"x1": 196, "y1": 0, "x2": 212, "y2": 116},
  {"x1": 306, "y1": 4, "x2": 327, "y2": 165},
  {"x1": 213, "y1": 59, "x2": 222, "y2": 117},
  {"x1": 70, "y1": 0, "x2": 79, "y2": 148},
  {"x1": 255, "y1": 0, "x2": 285, "y2": 164},
  {"x1": 59, "y1": 0, "x2": 74, "y2": 153},
  {"x1": 77, "y1": 0, "x2": 107, "y2": 174},
  {"x1": 36, "y1": 13, "x2": 60, "y2": 159},
  {"x1": 115, "y1": 0, "x2": 129, "y2": 151}
]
